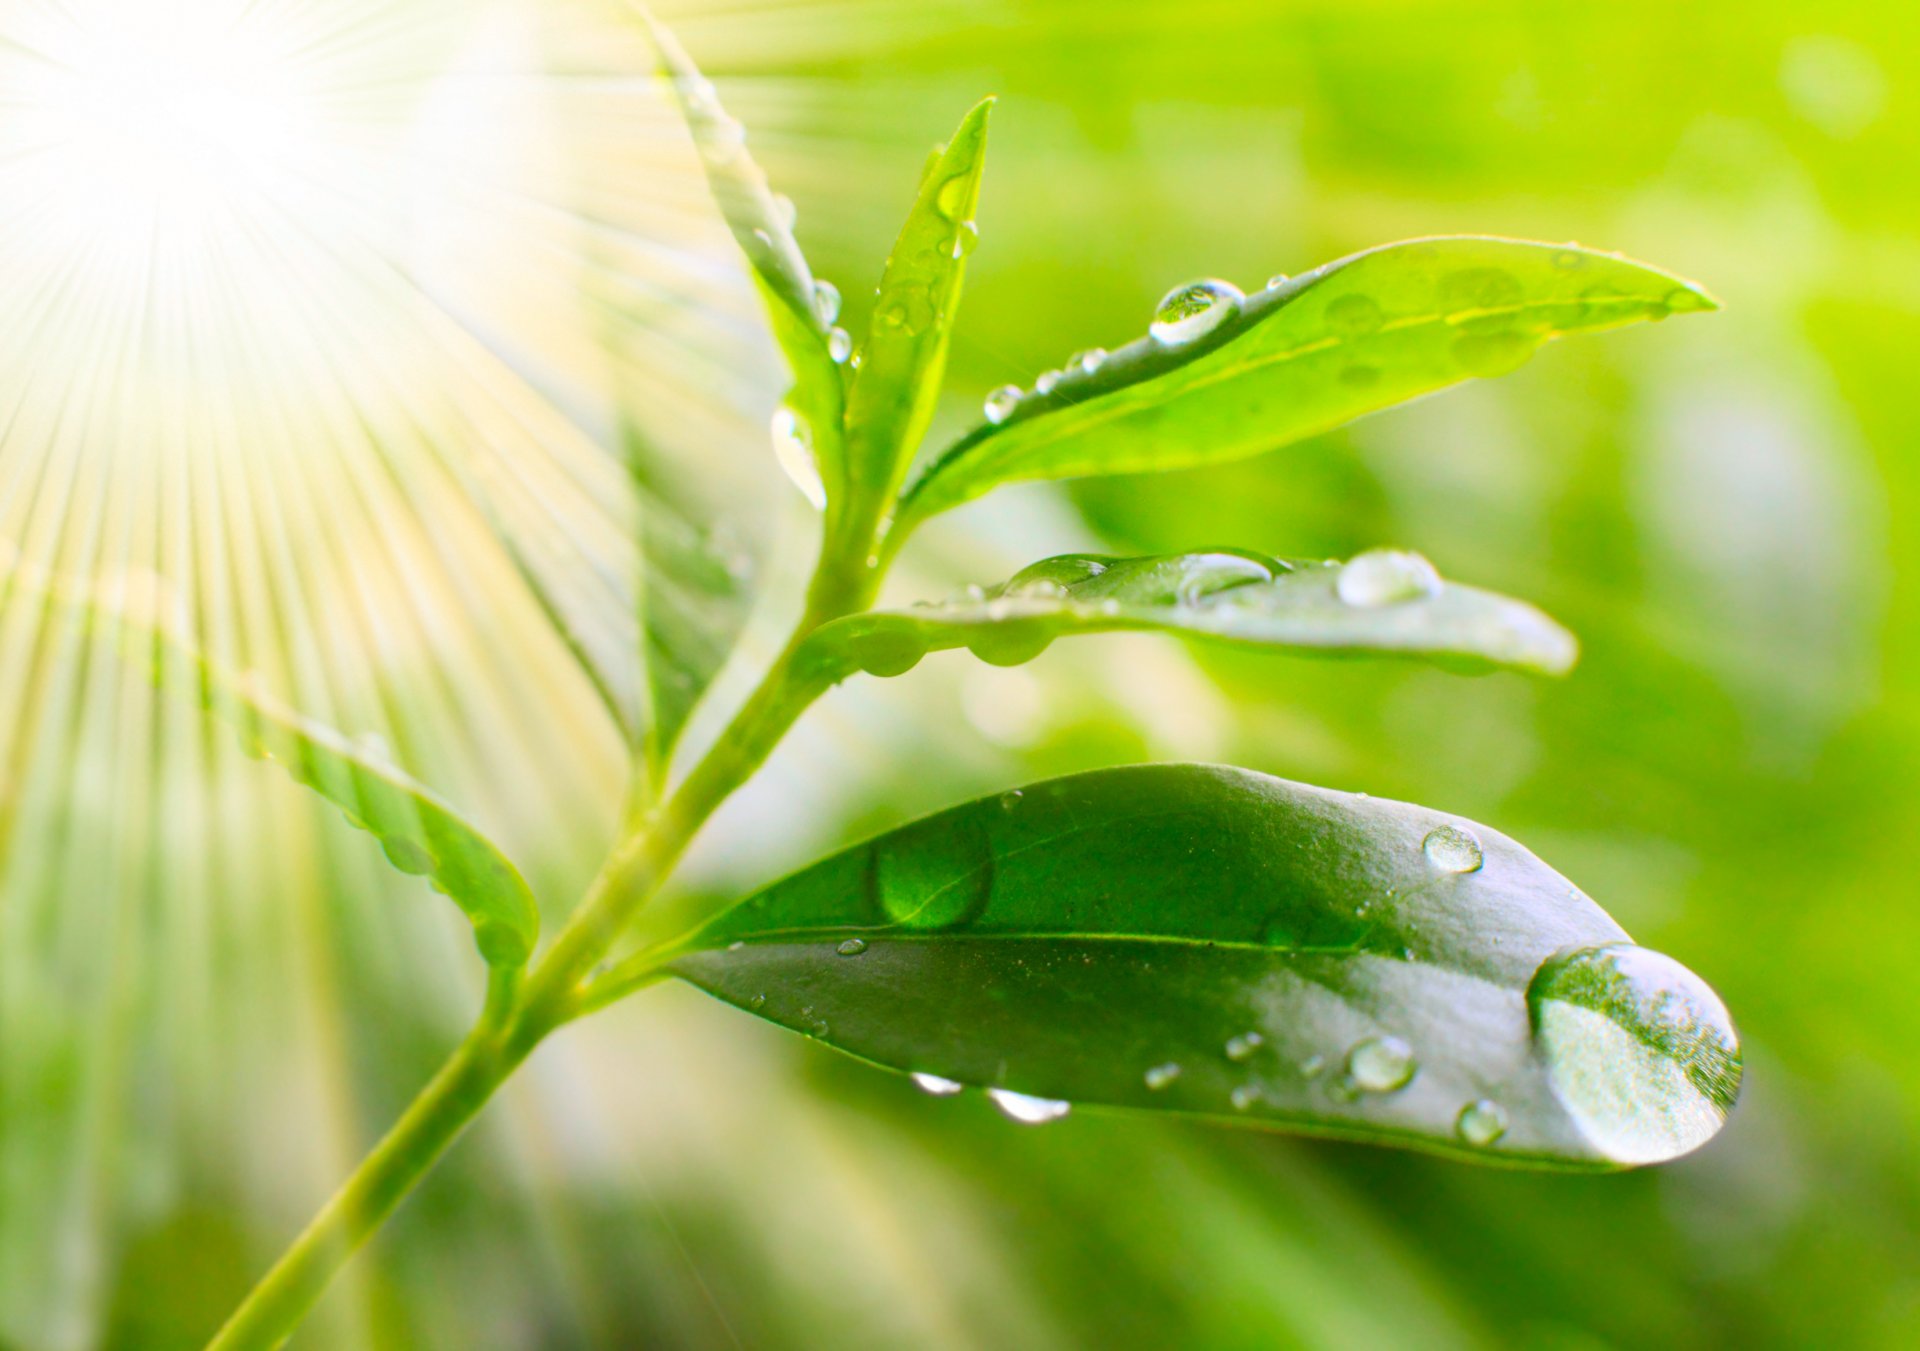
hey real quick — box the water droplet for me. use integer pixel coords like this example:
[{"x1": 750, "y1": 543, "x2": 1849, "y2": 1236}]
[
  {"x1": 946, "y1": 221, "x2": 980, "y2": 259},
  {"x1": 1034, "y1": 369, "x2": 1063, "y2": 395},
  {"x1": 771, "y1": 192, "x2": 797, "y2": 229},
  {"x1": 1528, "y1": 943, "x2": 1741, "y2": 1164},
  {"x1": 380, "y1": 838, "x2": 433, "y2": 876},
  {"x1": 1004, "y1": 554, "x2": 1109, "y2": 596},
  {"x1": 1144, "y1": 1063, "x2": 1182, "y2": 1090},
  {"x1": 998, "y1": 789, "x2": 1024, "y2": 810},
  {"x1": 1335, "y1": 549, "x2": 1442, "y2": 607},
  {"x1": 967, "y1": 626, "x2": 1052, "y2": 668},
  {"x1": 1266, "y1": 272, "x2": 1290, "y2": 290},
  {"x1": 984, "y1": 385, "x2": 1022, "y2": 424},
  {"x1": 989, "y1": 1088, "x2": 1071, "y2": 1124},
  {"x1": 770, "y1": 406, "x2": 826, "y2": 509},
  {"x1": 750, "y1": 227, "x2": 773, "y2": 254},
  {"x1": 701, "y1": 116, "x2": 745, "y2": 164},
  {"x1": 827, "y1": 327, "x2": 852, "y2": 363},
  {"x1": 1452, "y1": 330, "x2": 1537, "y2": 378},
  {"x1": 1150, "y1": 279, "x2": 1243, "y2": 346},
  {"x1": 1225, "y1": 1031, "x2": 1264, "y2": 1062},
  {"x1": 912, "y1": 1072, "x2": 963, "y2": 1096},
  {"x1": 1230, "y1": 1084, "x2": 1259, "y2": 1110},
  {"x1": 1300, "y1": 1054, "x2": 1325, "y2": 1078},
  {"x1": 1346, "y1": 1035, "x2": 1416, "y2": 1093},
  {"x1": 1456, "y1": 1099, "x2": 1509, "y2": 1147},
  {"x1": 1440, "y1": 266, "x2": 1524, "y2": 315},
  {"x1": 836, "y1": 937, "x2": 869, "y2": 957},
  {"x1": 870, "y1": 810, "x2": 994, "y2": 929},
  {"x1": 1552, "y1": 249, "x2": 1584, "y2": 270},
  {"x1": 1325, "y1": 293, "x2": 1384, "y2": 337},
  {"x1": 812, "y1": 278, "x2": 842, "y2": 325},
  {"x1": 1422, "y1": 824, "x2": 1485, "y2": 874},
  {"x1": 1070, "y1": 347, "x2": 1108, "y2": 374},
  {"x1": 934, "y1": 173, "x2": 972, "y2": 221},
  {"x1": 726, "y1": 941, "x2": 745, "y2": 952},
  {"x1": 747, "y1": 992, "x2": 766, "y2": 1009},
  {"x1": 1663, "y1": 286, "x2": 1713, "y2": 314},
  {"x1": 846, "y1": 628, "x2": 925, "y2": 677},
  {"x1": 679, "y1": 76, "x2": 718, "y2": 114}
]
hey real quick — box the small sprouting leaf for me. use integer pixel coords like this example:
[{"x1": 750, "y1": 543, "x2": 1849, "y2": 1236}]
[
  {"x1": 805, "y1": 549, "x2": 1576, "y2": 680},
  {"x1": 893, "y1": 237, "x2": 1717, "y2": 536},
  {"x1": 196, "y1": 669, "x2": 540, "y2": 967},
  {"x1": 840, "y1": 98, "x2": 994, "y2": 512},
  {"x1": 642, "y1": 8, "x2": 846, "y2": 506},
  {"x1": 665, "y1": 765, "x2": 1740, "y2": 1168}
]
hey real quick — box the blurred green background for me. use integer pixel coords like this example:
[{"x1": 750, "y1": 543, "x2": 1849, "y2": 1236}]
[{"x1": 4, "y1": 0, "x2": 1918, "y2": 1346}]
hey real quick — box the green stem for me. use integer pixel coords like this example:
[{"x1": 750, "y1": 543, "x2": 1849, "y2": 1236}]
[{"x1": 207, "y1": 582, "x2": 867, "y2": 1349}]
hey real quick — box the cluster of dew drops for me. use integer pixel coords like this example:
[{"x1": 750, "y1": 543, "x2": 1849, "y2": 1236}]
[{"x1": 877, "y1": 815, "x2": 1509, "y2": 1149}]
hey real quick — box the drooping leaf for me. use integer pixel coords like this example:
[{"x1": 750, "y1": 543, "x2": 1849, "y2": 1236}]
[
  {"x1": 665, "y1": 764, "x2": 1740, "y2": 1168},
  {"x1": 839, "y1": 99, "x2": 993, "y2": 514},
  {"x1": 806, "y1": 548, "x2": 1576, "y2": 679},
  {"x1": 40, "y1": 567, "x2": 542, "y2": 968},
  {"x1": 640, "y1": 6, "x2": 847, "y2": 506},
  {"x1": 893, "y1": 237, "x2": 1717, "y2": 537}
]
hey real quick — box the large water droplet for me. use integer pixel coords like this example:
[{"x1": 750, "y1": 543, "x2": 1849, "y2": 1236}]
[
  {"x1": 989, "y1": 1088, "x2": 1071, "y2": 1124},
  {"x1": 984, "y1": 385, "x2": 1022, "y2": 424},
  {"x1": 1266, "y1": 272, "x2": 1290, "y2": 290},
  {"x1": 1456, "y1": 1099, "x2": 1509, "y2": 1147},
  {"x1": 770, "y1": 406, "x2": 826, "y2": 509},
  {"x1": 827, "y1": 327, "x2": 853, "y2": 363},
  {"x1": 1335, "y1": 549, "x2": 1442, "y2": 607},
  {"x1": 912, "y1": 1072, "x2": 963, "y2": 1096},
  {"x1": 1150, "y1": 279, "x2": 1243, "y2": 346},
  {"x1": 1346, "y1": 1035, "x2": 1416, "y2": 1093},
  {"x1": 1528, "y1": 943, "x2": 1741, "y2": 1164},
  {"x1": 836, "y1": 937, "x2": 869, "y2": 957},
  {"x1": 1003, "y1": 555, "x2": 1110, "y2": 597},
  {"x1": 812, "y1": 278, "x2": 842, "y2": 325},
  {"x1": 1144, "y1": 1063, "x2": 1182, "y2": 1090},
  {"x1": 1034, "y1": 369, "x2": 1063, "y2": 396},
  {"x1": 871, "y1": 811, "x2": 993, "y2": 929},
  {"x1": 947, "y1": 221, "x2": 980, "y2": 259},
  {"x1": 966, "y1": 626, "x2": 1053, "y2": 668},
  {"x1": 1422, "y1": 824, "x2": 1485, "y2": 874},
  {"x1": 846, "y1": 628, "x2": 925, "y2": 678},
  {"x1": 1070, "y1": 347, "x2": 1108, "y2": 375}
]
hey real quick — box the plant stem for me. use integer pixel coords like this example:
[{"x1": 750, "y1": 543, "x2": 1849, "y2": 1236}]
[{"x1": 208, "y1": 586, "x2": 862, "y2": 1349}]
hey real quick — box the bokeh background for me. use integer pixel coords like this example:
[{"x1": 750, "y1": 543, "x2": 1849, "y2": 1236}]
[{"x1": 1, "y1": 0, "x2": 1915, "y2": 1346}]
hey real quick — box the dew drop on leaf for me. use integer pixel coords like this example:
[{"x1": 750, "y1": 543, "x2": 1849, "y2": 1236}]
[
  {"x1": 1334, "y1": 549, "x2": 1442, "y2": 607},
  {"x1": 1144, "y1": 1063, "x2": 1182, "y2": 1090},
  {"x1": 1150, "y1": 279, "x2": 1242, "y2": 346},
  {"x1": 1070, "y1": 347, "x2": 1108, "y2": 374},
  {"x1": 946, "y1": 221, "x2": 980, "y2": 259},
  {"x1": 1456, "y1": 1099, "x2": 1509, "y2": 1147},
  {"x1": 1266, "y1": 272, "x2": 1290, "y2": 289},
  {"x1": 811, "y1": 278, "x2": 842, "y2": 325},
  {"x1": 988, "y1": 1088, "x2": 1071, "y2": 1124},
  {"x1": 934, "y1": 173, "x2": 972, "y2": 221},
  {"x1": 836, "y1": 937, "x2": 869, "y2": 957},
  {"x1": 983, "y1": 384, "x2": 1022, "y2": 424},
  {"x1": 827, "y1": 327, "x2": 852, "y2": 363},
  {"x1": 1225, "y1": 1031, "x2": 1264, "y2": 1062},
  {"x1": 1528, "y1": 943, "x2": 1741, "y2": 1164},
  {"x1": 769, "y1": 406, "x2": 826, "y2": 510},
  {"x1": 1230, "y1": 1084, "x2": 1259, "y2": 1110},
  {"x1": 1035, "y1": 369, "x2": 1062, "y2": 395},
  {"x1": 1325, "y1": 293, "x2": 1384, "y2": 337},
  {"x1": 771, "y1": 192, "x2": 797, "y2": 229},
  {"x1": 1422, "y1": 824, "x2": 1485, "y2": 874},
  {"x1": 912, "y1": 1072, "x2": 964, "y2": 1096},
  {"x1": 1346, "y1": 1035, "x2": 1416, "y2": 1093}
]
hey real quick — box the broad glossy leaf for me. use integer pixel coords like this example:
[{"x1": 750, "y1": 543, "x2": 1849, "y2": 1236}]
[
  {"x1": 666, "y1": 765, "x2": 1740, "y2": 1168},
  {"x1": 643, "y1": 9, "x2": 847, "y2": 506},
  {"x1": 894, "y1": 237, "x2": 1717, "y2": 534},
  {"x1": 807, "y1": 548, "x2": 1576, "y2": 679},
  {"x1": 50, "y1": 572, "x2": 542, "y2": 968},
  {"x1": 841, "y1": 99, "x2": 993, "y2": 509}
]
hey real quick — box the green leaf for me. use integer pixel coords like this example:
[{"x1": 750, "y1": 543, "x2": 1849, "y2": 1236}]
[
  {"x1": 642, "y1": 8, "x2": 846, "y2": 506},
  {"x1": 806, "y1": 548, "x2": 1576, "y2": 679},
  {"x1": 893, "y1": 237, "x2": 1717, "y2": 536},
  {"x1": 664, "y1": 764, "x2": 1740, "y2": 1169},
  {"x1": 840, "y1": 99, "x2": 993, "y2": 512},
  {"x1": 47, "y1": 571, "x2": 543, "y2": 968}
]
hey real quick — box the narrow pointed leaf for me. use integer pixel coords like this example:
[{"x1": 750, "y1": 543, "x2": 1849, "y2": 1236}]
[
  {"x1": 641, "y1": 7, "x2": 846, "y2": 504},
  {"x1": 41, "y1": 568, "x2": 541, "y2": 968},
  {"x1": 895, "y1": 237, "x2": 1717, "y2": 535},
  {"x1": 665, "y1": 765, "x2": 1740, "y2": 1169},
  {"x1": 842, "y1": 98, "x2": 993, "y2": 505},
  {"x1": 806, "y1": 549, "x2": 1576, "y2": 679}
]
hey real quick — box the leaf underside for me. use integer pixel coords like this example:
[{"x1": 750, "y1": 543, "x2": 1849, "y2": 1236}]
[
  {"x1": 665, "y1": 764, "x2": 1740, "y2": 1169},
  {"x1": 897, "y1": 236, "x2": 1717, "y2": 532},
  {"x1": 808, "y1": 549, "x2": 1577, "y2": 679}
]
